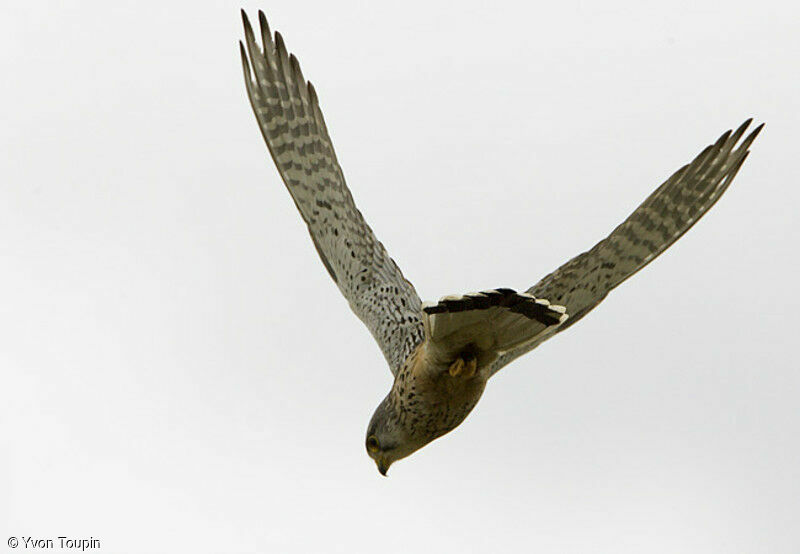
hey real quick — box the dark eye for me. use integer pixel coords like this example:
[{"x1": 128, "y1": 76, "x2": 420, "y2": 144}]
[{"x1": 366, "y1": 435, "x2": 380, "y2": 453}]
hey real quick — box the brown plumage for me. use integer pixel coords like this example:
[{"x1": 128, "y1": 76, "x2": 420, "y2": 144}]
[{"x1": 239, "y1": 10, "x2": 763, "y2": 475}]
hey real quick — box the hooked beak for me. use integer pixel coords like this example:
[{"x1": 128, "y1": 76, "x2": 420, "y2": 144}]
[{"x1": 376, "y1": 458, "x2": 390, "y2": 476}]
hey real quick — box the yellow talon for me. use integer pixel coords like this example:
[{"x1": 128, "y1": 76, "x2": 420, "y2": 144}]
[
  {"x1": 448, "y1": 354, "x2": 477, "y2": 378},
  {"x1": 449, "y1": 357, "x2": 465, "y2": 377}
]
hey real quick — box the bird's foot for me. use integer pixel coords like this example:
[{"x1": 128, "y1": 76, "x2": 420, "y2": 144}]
[{"x1": 448, "y1": 352, "x2": 477, "y2": 378}]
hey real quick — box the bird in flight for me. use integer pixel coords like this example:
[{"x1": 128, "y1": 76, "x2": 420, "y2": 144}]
[{"x1": 238, "y1": 10, "x2": 762, "y2": 476}]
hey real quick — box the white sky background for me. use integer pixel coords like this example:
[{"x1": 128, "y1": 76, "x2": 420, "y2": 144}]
[{"x1": 1, "y1": 1, "x2": 799, "y2": 552}]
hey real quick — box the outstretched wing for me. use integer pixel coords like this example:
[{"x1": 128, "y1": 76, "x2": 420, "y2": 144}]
[
  {"x1": 423, "y1": 289, "x2": 568, "y2": 368},
  {"x1": 490, "y1": 119, "x2": 763, "y2": 376},
  {"x1": 239, "y1": 11, "x2": 424, "y2": 373}
]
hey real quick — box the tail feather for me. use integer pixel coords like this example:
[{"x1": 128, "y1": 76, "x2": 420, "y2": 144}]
[{"x1": 423, "y1": 289, "x2": 568, "y2": 365}]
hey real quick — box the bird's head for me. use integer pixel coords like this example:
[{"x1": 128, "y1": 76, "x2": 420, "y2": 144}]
[{"x1": 364, "y1": 394, "x2": 424, "y2": 476}]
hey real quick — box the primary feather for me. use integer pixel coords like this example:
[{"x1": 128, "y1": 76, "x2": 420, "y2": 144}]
[
  {"x1": 240, "y1": 11, "x2": 425, "y2": 374},
  {"x1": 490, "y1": 120, "x2": 762, "y2": 375}
]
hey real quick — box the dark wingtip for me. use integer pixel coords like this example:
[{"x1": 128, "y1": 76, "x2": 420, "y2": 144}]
[
  {"x1": 241, "y1": 9, "x2": 255, "y2": 42},
  {"x1": 239, "y1": 40, "x2": 248, "y2": 67},
  {"x1": 737, "y1": 121, "x2": 765, "y2": 153},
  {"x1": 258, "y1": 10, "x2": 271, "y2": 40},
  {"x1": 239, "y1": 41, "x2": 252, "y2": 84}
]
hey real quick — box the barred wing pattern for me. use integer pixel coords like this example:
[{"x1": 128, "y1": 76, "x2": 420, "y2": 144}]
[
  {"x1": 423, "y1": 289, "x2": 568, "y2": 368},
  {"x1": 240, "y1": 11, "x2": 425, "y2": 374},
  {"x1": 490, "y1": 120, "x2": 763, "y2": 376}
]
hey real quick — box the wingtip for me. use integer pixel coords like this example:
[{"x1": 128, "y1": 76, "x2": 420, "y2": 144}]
[
  {"x1": 307, "y1": 81, "x2": 318, "y2": 104},
  {"x1": 289, "y1": 53, "x2": 307, "y2": 89},
  {"x1": 241, "y1": 9, "x2": 255, "y2": 41},
  {"x1": 274, "y1": 30, "x2": 286, "y2": 50},
  {"x1": 737, "y1": 120, "x2": 765, "y2": 153},
  {"x1": 747, "y1": 121, "x2": 765, "y2": 143},
  {"x1": 258, "y1": 10, "x2": 271, "y2": 39},
  {"x1": 239, "y1": 41, "x2": 252, "y2": 79},
  {"x1": 716, "y1": 129, "x2": 733, "y2": 147},
  {"x1": 238, "y1": 40, "x2": 249, "y2": 65}
]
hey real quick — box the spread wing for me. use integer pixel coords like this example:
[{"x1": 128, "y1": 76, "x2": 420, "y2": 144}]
[
  {"x1": 490, "y1": 119, "x2": 763, "y2": 376},
  {"x1": 239, "y1": 11, "x2": 424, "y2": 374}
]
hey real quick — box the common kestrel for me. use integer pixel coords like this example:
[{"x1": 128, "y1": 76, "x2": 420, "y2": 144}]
[{"x1": 239, "y1": 10, "x2": 762, "y2": 475}]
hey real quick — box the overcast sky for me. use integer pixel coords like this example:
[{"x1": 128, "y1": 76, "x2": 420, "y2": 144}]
[{"x1": 2, "y1": 1, "x2": 799, "y2": 553}]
